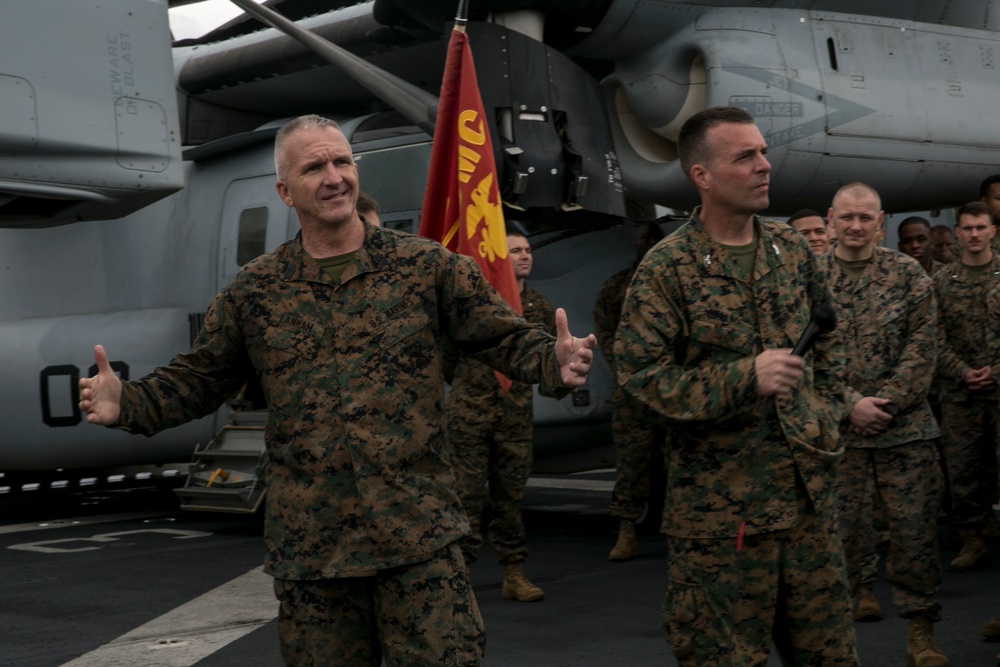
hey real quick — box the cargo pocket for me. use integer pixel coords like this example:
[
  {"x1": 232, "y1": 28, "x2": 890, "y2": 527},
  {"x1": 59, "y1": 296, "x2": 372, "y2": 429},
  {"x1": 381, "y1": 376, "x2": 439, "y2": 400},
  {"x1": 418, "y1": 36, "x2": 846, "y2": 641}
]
[
  {"x1": 663, "y1": 554, "x2": 735, "y2": 666},
  {"x1": 663, "y1": 576, "x2": 698, "y2": 662}
]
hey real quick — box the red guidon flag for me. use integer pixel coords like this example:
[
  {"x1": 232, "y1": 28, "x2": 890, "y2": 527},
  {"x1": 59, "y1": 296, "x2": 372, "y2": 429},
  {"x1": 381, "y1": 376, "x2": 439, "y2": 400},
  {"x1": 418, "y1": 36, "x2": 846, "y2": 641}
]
[{"x1": 419, "y1": 20, "x2": 522, "y2": 391}]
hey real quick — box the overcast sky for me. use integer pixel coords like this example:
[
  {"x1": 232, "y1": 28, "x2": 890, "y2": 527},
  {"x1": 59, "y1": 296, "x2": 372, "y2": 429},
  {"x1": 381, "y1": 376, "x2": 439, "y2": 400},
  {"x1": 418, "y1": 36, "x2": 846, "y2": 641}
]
[{"x1": 169, "y1": 0, "x2": 264, "y2": 40}]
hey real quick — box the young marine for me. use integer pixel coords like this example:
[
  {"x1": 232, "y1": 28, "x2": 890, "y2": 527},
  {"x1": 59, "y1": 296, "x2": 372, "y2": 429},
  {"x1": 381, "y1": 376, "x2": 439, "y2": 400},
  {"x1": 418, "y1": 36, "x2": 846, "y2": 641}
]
[{"x1": 934, "y1": 201, "x2": 1000, "y2": 574}]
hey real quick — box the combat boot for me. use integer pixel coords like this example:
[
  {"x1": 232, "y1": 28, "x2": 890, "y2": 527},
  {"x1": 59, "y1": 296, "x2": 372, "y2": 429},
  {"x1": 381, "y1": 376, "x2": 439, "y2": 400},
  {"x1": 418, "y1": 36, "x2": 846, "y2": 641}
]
[
  {"x1": 984, "y1": 615, "x2": 1000, "y2": 640},
  {"x1": 609, "y1": 520, "x2": 637, "y2": 561},
  {"x1": 501, "y1": 563, "x2": 544, "y2": 602},
  {"x1": 907, "y1": 617, "x2": 948, "y2": 667},
  {"x1": 854, "y1": 584, "x2": 883, "y2": 622},
  {"x1": 949, "y1": 535, "x2": 988, "y2": 571}
]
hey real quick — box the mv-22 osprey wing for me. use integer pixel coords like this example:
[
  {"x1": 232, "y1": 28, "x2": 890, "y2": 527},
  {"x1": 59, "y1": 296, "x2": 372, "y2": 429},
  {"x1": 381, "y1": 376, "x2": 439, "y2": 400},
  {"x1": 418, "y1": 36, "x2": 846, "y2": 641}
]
[{"x1": 2, "y1": 0, "x2": 999, "y2": 491}]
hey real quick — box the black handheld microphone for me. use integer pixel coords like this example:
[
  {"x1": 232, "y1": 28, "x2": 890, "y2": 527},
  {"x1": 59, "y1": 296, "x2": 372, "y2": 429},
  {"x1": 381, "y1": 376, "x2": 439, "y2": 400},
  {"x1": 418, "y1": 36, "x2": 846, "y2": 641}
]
[{"x1": 791, "y1": 304, "x2": 837, "y2": 357}]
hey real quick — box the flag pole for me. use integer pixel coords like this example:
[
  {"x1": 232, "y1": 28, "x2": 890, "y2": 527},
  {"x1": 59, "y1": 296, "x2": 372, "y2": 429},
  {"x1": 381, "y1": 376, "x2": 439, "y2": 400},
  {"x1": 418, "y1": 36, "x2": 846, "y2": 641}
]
[{"x1": 420, "y1": 0, "x2": 520, "y2": 391}]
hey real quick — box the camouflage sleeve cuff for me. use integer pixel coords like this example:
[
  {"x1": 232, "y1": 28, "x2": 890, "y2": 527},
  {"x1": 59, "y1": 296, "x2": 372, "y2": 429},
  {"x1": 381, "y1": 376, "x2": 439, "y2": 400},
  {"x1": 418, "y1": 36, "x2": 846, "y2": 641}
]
[
  {"x1": 843, "y1": 386, "x2": 865, "y2": 415},
  {"x1": 734, "y1": 357, "x2": 761, "y2": 413},
  {"x1": 696, "y1": 357, "x2": 760, "y2": 418},
  {"x1": 937, "y1": 347, "x2": 969, "y2": 385},
  {"x1": 946, "y1": 363, "x2": 972, "y2": 387},
  {"x1": 114, "y1": 382, "x2": 149, "y2": 436},
  {"x1": 537, "y1": 348, "x2": 571, "y2": 399}
]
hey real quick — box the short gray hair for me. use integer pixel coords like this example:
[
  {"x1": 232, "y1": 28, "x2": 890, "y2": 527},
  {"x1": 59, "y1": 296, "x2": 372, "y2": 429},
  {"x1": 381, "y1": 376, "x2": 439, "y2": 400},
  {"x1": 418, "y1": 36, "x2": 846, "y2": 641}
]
[{"x1": 274, "y1": 115, "x2": 344, "y2": 178}]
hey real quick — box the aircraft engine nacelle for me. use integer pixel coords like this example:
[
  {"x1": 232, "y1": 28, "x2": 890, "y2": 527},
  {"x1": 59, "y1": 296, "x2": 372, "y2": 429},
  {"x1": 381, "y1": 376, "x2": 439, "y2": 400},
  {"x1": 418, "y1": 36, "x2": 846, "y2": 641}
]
[
  {"x1": 583, "y1": 6, "x2": 1000, "y2": 214},
  {"x1": 0, "y1": 0, "x2": 183, "y2": 228},
  {"x1": 468, "y1": 22, "x2": 627, "y2": 218}
]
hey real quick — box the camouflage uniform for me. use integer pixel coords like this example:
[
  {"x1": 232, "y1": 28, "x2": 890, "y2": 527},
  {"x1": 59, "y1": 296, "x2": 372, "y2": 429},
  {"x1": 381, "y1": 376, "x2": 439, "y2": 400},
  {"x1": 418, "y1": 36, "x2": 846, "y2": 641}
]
[
  {"x1": 923, "y1": 259, "x2": 944, "y2": 417},
  {"x1": 446, "y1": 285, "x2": 555, "y2": 566},
  {"x1": 116, "y1": 225, "x2": 570, "y2": 666},
  {"x1": 933, "y1": 256, "x2": 1000, "y2": 533},
  {"x1": 615, "y1": 210, "x2": 858, "y2": 666},
  {"x1": 822, "y1": 248, "x2": 944, "y2": 620},
  {"x1": 594, "y1": 264, "x2": 659, "y2": 521}
]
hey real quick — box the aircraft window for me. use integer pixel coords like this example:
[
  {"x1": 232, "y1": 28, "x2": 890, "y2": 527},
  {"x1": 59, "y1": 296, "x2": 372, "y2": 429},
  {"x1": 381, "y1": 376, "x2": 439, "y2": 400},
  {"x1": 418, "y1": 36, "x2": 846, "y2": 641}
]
[
  {"x1": 354, "y1": 143, "x2": 433, "y2": 213},
  {"x1": 238, "y1": 206, "x2": 268, "y2": 265}
]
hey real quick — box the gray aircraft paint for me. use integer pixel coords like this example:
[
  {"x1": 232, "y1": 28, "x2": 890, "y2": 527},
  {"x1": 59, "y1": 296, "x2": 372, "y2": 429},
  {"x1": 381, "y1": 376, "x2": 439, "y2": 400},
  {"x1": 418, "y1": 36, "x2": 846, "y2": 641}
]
[{"x1": 1, "y1": 0, "x2": 998, "y2": 477}]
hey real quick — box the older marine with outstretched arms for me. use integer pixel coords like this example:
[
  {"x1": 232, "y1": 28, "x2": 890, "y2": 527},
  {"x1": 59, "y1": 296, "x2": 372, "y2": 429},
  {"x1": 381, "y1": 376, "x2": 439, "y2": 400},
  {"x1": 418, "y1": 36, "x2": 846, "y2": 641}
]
[{"x1": 79, "y1": 115, "x2": 596, "y2": 667}]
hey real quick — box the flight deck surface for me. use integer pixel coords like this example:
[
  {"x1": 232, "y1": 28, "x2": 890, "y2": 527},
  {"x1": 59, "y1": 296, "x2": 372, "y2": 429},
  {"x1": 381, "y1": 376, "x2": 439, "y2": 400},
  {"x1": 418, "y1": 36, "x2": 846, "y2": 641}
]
[{"x1": 3, "y1": 474, "x2": 999, "y2": 666}]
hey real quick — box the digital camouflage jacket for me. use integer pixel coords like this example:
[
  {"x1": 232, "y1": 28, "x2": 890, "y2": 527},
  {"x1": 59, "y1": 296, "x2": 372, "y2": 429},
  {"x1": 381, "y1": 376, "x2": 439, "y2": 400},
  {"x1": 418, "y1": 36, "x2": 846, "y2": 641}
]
[
  {"x1": 117, "y1": 225, "x2": 566, "y2": 579},
  {"x1": 593, "y1": 264, "x2": 635, "y2": 375},
  {"x1": 615, "y1": 211, "x2": 846, "y2": 539},
  {"x1": 445, "y1": 285, "x2": 555, "y2": 439},
  {"x1": 821, "y1": 247, "x2": 940, "y2": 448},
  {"x1": 933, "y1": 253, "x2": 1000, "y2": 402}
]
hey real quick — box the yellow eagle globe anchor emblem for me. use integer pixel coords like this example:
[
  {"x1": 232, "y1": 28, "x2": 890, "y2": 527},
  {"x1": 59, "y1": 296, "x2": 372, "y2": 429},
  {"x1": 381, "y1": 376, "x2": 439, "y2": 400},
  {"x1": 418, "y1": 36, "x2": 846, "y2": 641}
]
[{"x1": 466, "y1": 172, "x2": 507, "y2": 262}]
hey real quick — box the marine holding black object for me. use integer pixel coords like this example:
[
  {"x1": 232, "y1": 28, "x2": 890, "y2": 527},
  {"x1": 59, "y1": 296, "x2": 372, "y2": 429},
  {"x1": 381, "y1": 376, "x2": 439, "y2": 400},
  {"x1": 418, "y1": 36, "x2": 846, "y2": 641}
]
[
  {"x1": 614, "y1": 106, "x2": 859, "y2": 666},
  {"x1": 78, "y1": 115, "x2": 597, "y2": 667}
]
